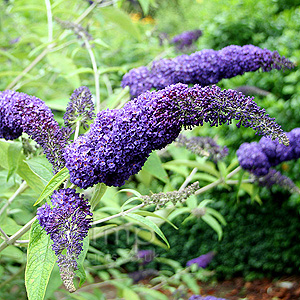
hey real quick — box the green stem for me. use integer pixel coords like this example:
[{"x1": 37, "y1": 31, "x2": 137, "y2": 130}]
[{"x1": 45, "y1": 0, "x2": 53, "y2": 42}]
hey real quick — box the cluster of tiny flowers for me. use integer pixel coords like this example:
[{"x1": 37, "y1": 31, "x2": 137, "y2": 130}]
[
  {"x1": 189, "y1": 296, "x2": 228, "y2": 300},
  {"x1": 56, "y1": 18, "x2": 93, "y2": 41},
  {"x1": 141, "y1": 182, "x2": 200, "y2": 208},
  {"x1": 177, "y1": 134, "x2": 228, "y2": 162},
  {"x1": 170, "y1": 29, "x2": 202, "y2": 51},
  {"x1": 0, "y1": 90, "x2": 70, "y2": 171},
  {"x1": 186, "y1": 251, "x2": 215, "y2": 268},
  {"x1": 121, "y1": 45, "x2": 294, "y2": 98},
  {"x1": 36, "y1": 188, "x2": 92, "y2": 292},
  {"x1": 64, "y1": 83, "x2": 288, "y2": 188},
  {"x1": 64, "y1": 86, "x2": 95, "y2": 130},
  {"x1": 257, "y1": 169, "x2": 300, "y2": 194},
  {"x1": 237, "y1": 128, "x2": 300, "y2": 176},
  {"x1": 136, "y1": 250, "x2": 155, "y2": 265}
]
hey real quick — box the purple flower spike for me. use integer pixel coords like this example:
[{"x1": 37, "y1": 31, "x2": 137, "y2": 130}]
[
  {"x1": 237, "y1": 128, "x2": 300, "y2": 177},
  {"x1": 186, "y1": 251, "x2": 215, "y2": 268},
  {"x1": 64, "y1": 86, "x2": 95, "y2": 130},
  {"x1": 64, "y1": 83, "x2": 288, "y2": 189},
  {"x1": 121, "y1": 45, "x2": 294, "y2": 98},
  {"x1": 0, "y1": 90, "x2": 70, "y2": 172},
  {"x1": 37, "y1": 188, "x2": 92, "y2": 292},
  {"x1": 137, "y1": 250, "x2": 155, "y2": 265},
  {"x1": 189, "y1": 296, "x2": 228, "y2": 300},
  {"x1": 171, "y1": 29, "x2": 202, "y2": 51}
]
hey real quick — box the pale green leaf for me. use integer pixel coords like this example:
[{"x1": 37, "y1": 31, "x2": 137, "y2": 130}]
[
  {"x1": 25, "y1": 219, "x2": 56, "y2": 300},
  {"x1": 201, "y1": 214, "x2": 223, "y2": 240},
  {"x1": 75, "y1": 237, "x2": 89, "y2": 287},
  {"x1": 123, "y1": 288, "x2": 140, "y2": 300},
  {"x1": 7, "y1": 142, "x2": 22, "y2": 181},
  {"x1": 34, "y1": 167, "x2": 69, "y2": 206},
  {"x1": 133, "y1": 287, "x2": 168, "y2": 300},
  {"x1": 142, "y1": 152, "x2": 169, "y2": 183},
  {"x1": 90, "y1": 183, "x2": 108, "y2": 210},
  {"x1": 25, "y1": 156, "x2": 54, "y2": 183},
  {"x1": 205, "y1": 207, "x2": 227, "y2": 226},
  {"x1": 127, "y1": 213, "x2": 169, "y2": 248}
]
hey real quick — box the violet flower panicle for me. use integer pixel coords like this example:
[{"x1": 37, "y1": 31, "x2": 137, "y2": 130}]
[{"x1": 186, "y1": 251, "x2": 215, "y2": 269}]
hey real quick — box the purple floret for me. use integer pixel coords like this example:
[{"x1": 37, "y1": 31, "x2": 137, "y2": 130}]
[
  {"x1": 171, "y1": 29, "x2": 202, "y2": 50},
  {"x1": 0, "y1": 90, "x2": 70, "y2": 171},
  {"x1": 64, "y1": 83, "x2": 287, "y2": 189},
  {"x1": 64, "y1": 86, "x2": 95, "y2": 130},
  {"x1": 186, "y1": 251, "x2": 215, "y2": 268},
  {"x1": 121, "y1": 45, "x2": 294, "y2": 98},
  {"x1": 189, "y1": 296, "x2": 228, "y2": 300},
  {"x1": 137, "y1": 250, "x2": 155, "y2": 265},
  {"x1": 37, "y1": 188, "x2": 92, "y2": 292},
  {"x1": 237, "y1": 128, "x2": 300, "y2": 176}
]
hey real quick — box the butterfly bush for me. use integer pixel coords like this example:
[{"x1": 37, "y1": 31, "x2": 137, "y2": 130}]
[
  {"x1": 0, "y1": 90, "x2": 70, "y2": 172},
  {"x1": 37, "y1": 188, "x2": 92, "y2": 292},
  {"x1": 186, "y1": 251, "x2": 215, "y2": 268},
  {"x1": 121, "y1": 45, "x2": 294, "y2": 98},
  {"x1": 237, "y1": 128, "x2": 300, "y2": 176},
  {"x1": 189, "y1": 296, "x2": 228, "y2": 300},
  {"x1": 176, "y1": 134, "x2": 228, "y2": 162},
  {"x1": 171, "y1": 29, "x2": 202, "y2": 51},
  {"x1": 64, "y1": 83, "x2": 288, "y2": 189},
  {"x1": 64, "y1": 86, "x2": 95, "y2": 130}
]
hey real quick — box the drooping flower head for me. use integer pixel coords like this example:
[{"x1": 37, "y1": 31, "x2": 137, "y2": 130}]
[
  {"x1": 64, "y1": 83, "x2": 288, "y2": 189},
  {"x1": 121, "y1": 45, "x2": 294, "y2": 98},
  {"x1": 171, "y1": 29, "x2": 202, "y2": 51},
  {"x1": 176, "y1": 134, "x2": 228, "y2": 162},
  {"x1": 36, "y1": 188, "x2": 92, "y2": 292},
  {"x1": 237, "y1": 128, "x2": 300, "y2": 176},
  {"x1": 186, "y1": 251, "x2": 215, "y2": 268},
  {"x1": 64, "y1": 86, "x2": 95, "y2": 130},
  {"x1": 189, "y1": 296, "x2": 228, "y2": 300},
  {"x1": 0, "y1": 90, "x2": 70, "y2": 171}
]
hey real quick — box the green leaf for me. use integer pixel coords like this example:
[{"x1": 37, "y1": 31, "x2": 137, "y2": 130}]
[
  {"x1": 201, "y1": 214, "x2": 223, "y2": 241},
  {"x1": 123, "y1": 288, "x2": 141, "y2": 300},
  {"x1": 181, "y1": 273, "x2": 200, "y2": 294},
  {"x1": 205, "y1": 207, "x2": 227, "y2": 226},
  {"x1": 132, "y1": 228, "x2": 168, "y2": 249},
  {"x1": 0, "y1": 245, "x2": 25, "y2": 263},
  {"x1": 217, "y1": 161, "x2": 228, "y2": 179},
  {"x1": 24, "y1": 156, "x2": 54, "y2": 183},
  {"x1": 17, "y1": 159, "x2": 45, "y2": 193},
  {"x1": 0, "y1": 140, "x2": 10, "y2": 169},
  {"x1": 168, "y1": 207, "x2": 190, "y2": 221},
  {"x1": 25, "y1": 219, "x2": 56, "y2": 300},
  {"x1": 34, "y1": 167, "x2": 69, "y2": 206},
  {"x1": 127, "y1": 213, "x2": 170, "y2": 248},
  {"x1": 134, "y1": 287, "x2": 168, "y2": 300},
  {"x1": 47, "y1": 53, "x2": 80, "y2": 89},
  {"x1": 134, "y1": 210, "x2": 178, "y2": 229},
  {"x1": 241, "y1": 183, "x2": 262, "y2": 204},
  {"x1": 198, "y1": 199, "x2": 214, "y2": 209},
  {"x1": 101, "y1": 7, "x2": 141, "y2": 41},
  {"x1": 7, "y1": 142, "x2": 22, "y2": 181},
  {"x1": 138, "y1": 0, "x2": 150, "y2": 14},
  {"x1": 75, "y1": 237, "x2": 89, "y2": 287},
  {"x1": 90, "y1": 183, "x2": 108, "y2": 211},
  {"x1": 142, "y1": 152, "x2": 169, "y2": 183},
  {"x1": 155, "y1": 257, "x2": 182, "y2": 270}
]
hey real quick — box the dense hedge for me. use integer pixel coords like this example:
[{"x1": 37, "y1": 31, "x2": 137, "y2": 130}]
[{"x1": 94, "y1": 197, "x2": 300, "y2": 280}]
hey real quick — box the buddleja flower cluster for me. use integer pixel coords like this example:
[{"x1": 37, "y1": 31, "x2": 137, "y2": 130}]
[
  {"x1": 186, "y1": 251, "x2": 215, "y2": 268},
  {"x1": 189, "y1": 296, "x2": 228, "y2": 300},
  {"x1": 0, "y1": 90, "x2": 70, "y2": 171},
  {"x1": 170, "y1": 29, "x2": 202, "y2": 51},
  {"x1": 64, "y1": 83, "x2": 288, "y2": 189},
  {"x1": 141, "y1": 182, "x2": 200, "y2": 208},
  {"x1": 37, "y1": 188, "x2": 92, "y2": 292},
  {"x1": 237, "y1": 128, "x2": 300, "y2": 176},
  {"x1": 121, "y1": 45, "x2": 294, "y2": 98},
  {"x1": 177, "y1": 134, "x2": 228, "y2": 162},
  {"x1": 64, "y1": 86, "x2": 95, "y2": 130}
]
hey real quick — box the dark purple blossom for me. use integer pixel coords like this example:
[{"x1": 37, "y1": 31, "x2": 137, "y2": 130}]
[
  {"x1": 121, "y1": 45, "x2": 294, "y2": 98},
  {"x1": 186, "y1": 251, "x2": 215, "y2": 268},
  {"x1": 137, "y1": 250, "x2": 155, "y2": 265},
  {"x1": 36, "y1": 188, "x2": 92, "y2": 292},
  {"x1": 64, "y1": 83, "x2": 288, "y2": 188},
  {"x1": 171, "y1": 29, "x2": 202, "y2": 51},
  {"x1": 237, "y1": 128, "x2": 300, "y2": 176},
  {"x1": 0, "y1": 90, "x2": 70, "y2": 171},
  {"x1": 257, "y1": 169, "x2": 300, "y2": 194},
  {"x1": 64, "y1": 86, "x2": 95, "y2": 130},
  {"x1": 177, "y1": 134, "x2": 228, "y2": 162},
  {"x1": 189, "y1": 296, "x2": 228, "y2": 300}
]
